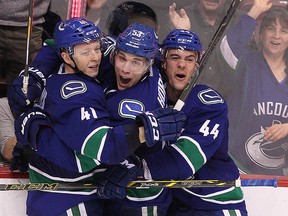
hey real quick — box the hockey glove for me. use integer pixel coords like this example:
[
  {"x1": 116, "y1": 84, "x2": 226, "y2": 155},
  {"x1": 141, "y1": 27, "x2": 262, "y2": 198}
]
[
  {"x1": 14, "y1": 107, "x2": 51, "y2": 150},
  {"x1": 8, "y1": 67, "x2": 46, "y2": 117},
  {"x1": 96, "y1": 154, "x2": 143, "y2": 199},
  {"x1": 10, "y1": 145, "x2": 35, "y2": 173},
  {"x1": 136, "y1": 108, "x2": 186, "y2": 147}
]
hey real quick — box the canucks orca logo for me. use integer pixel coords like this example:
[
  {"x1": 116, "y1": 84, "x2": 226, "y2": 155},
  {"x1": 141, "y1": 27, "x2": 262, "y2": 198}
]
[
  {"x1": 61, "y1": 80, "x2": 87, "y2": 99},
  {"x1": 119, "y1": 99, "x2": 145, "y2": 119},
  {"x1": 245, "y1": 121, "x2": 287, "y2": 170},
  {"x1": 198, "y1": 89, "x2": 224, "y2": 105}
]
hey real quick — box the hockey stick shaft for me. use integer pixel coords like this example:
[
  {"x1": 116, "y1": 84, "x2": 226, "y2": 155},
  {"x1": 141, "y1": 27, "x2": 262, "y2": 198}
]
[
  {"x1": 0, "y1": 178, "x2": 286, "y2": 191},
  {"x1": 22, "y1": 0, "x2": 34, "y2": 96},
  {"x1": 174, "y1": 0, "x2": 241, "y2": 111}
]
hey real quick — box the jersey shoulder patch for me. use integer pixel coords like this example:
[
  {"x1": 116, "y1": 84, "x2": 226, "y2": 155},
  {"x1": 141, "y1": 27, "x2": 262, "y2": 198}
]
[
  {"x1": 197, "y1": 88, "x2": 224, "y2": 105},
  {"x1": 119, "y1": 99, "x2": 145, "y2": 119}
]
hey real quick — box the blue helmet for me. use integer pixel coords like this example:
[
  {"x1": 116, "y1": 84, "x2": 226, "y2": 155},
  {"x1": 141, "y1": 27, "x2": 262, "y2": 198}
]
[
  {"x1": 161, "y1": 29, "x2": 203, "y2": 61},
  {"x1": 54, "y1": 18, "x2": 102, "y2": 55},
  {"x1": 115, "y1": 22, "x2": 159, "y2": 60}
]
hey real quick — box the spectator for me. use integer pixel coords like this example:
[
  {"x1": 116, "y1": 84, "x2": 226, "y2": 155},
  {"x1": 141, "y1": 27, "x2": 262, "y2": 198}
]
[
  {"x1": 219, "y1": 0, "x2": 288, "y2": 175},
  {"x1": 105, "y1": 1, "x2": 159, "y2": 36},
  {"x1": 0, "y1": 97, "x2": 16, "y2": 161},
  {"x1": 0, "y1": 0, "x2": 51, "y2": 88},
  {"x1": 86, "y1": 0, "x2": 108, "y2": 25}
]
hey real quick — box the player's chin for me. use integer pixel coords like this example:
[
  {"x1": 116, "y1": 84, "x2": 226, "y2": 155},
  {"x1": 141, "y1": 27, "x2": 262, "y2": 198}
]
[
  {"x1": 86, "y1": 70, "x2": 99, "y2": 78},
  {"x1": 173, "y1": 82, "x2": 187, "y2": 92}
]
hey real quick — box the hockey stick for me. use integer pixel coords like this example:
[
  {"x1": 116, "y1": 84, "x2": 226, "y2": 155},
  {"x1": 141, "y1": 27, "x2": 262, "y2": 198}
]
[
  {"x1": 174, "y1": 0, "x2": 241, "y2": 111},
  {"x1": 1, "y1": 178, "x2": 288, "y2": 191},
  {"x1": 22, "y1": 0, "x2": 34, "y2": 98}
]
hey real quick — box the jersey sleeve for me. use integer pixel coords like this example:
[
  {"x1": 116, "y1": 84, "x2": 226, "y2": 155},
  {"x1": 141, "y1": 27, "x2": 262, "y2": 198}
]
[
  {"x1": 219, "y1": 14, "x2": 256, "y2": 70},
  {"x1": 30, "y1": 43, "x2": 63, "y2": 78},
  {"x1": 145, "y1": 85, "x2": 230, "y2": 180}
]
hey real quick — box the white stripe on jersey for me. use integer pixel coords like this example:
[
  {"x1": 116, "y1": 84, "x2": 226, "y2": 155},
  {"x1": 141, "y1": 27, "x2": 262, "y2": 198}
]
[
  {"x1": 223, "y1": 209, "x2": 242, "y2": 216},
  {"x1": 78, "y1": 203, "x2": 88, "y2": 216},
  {"x1": 141, "y1": 206, "x2": 158, "y2": 216},
  {"x1": 220, "y1": 35, "x2": 238, "y2": 70},
  {"x1": 66, "y1": 203, "x2": 88, "y2": 216}
]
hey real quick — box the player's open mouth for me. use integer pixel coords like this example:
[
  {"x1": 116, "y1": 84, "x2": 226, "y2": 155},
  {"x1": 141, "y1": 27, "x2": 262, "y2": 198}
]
[
  {"x1": 89, "y1": 65, "x2": 99, "y2": 71},
  {"x1": 120, "y1": 76, "x2": 131, "y2": 84},
  {"x1": 175, "y1": 73, "x2": 186, "y2": 79}
]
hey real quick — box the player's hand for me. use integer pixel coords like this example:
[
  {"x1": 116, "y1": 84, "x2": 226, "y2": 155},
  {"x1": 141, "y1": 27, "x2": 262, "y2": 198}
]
[
  {"x1": 169, "y1": 3, "x2": 191, "y2": 30},
  {"x1": 96, "y1": 155, "x2": 142, "y2": 199},
  {"x1": 8, "y1": 67, "x2": 46, "y2": 117},
  {"x1": 15, "y1": 107, "x2": 51, "y2": 150},
  {"x1": 136, "y1": 107, "x2": 186, "y2": 147}
]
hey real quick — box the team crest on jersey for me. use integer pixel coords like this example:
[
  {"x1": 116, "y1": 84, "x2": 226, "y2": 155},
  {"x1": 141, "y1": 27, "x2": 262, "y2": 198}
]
[
  {"x1": 197, "y1": 89, "x2": 224, "y2": 105},
  {"x1": 245, "y1": 121, "x2": 287, "y2": 171},
  {"x1": 119, "y1": 99, "x2": 145, "y2": 119},
  {"x1": 61, "y1": 80, "x2": 87, "y2": 99}
]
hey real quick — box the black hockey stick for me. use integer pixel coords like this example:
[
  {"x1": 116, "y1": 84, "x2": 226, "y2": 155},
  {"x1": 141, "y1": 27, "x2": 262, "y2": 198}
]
[
  {"x1": 1, "y1": 178, "x2": 286, "y2": 191},
  {"x1": 174, "y1": 0, "x2": 242, "y2": 111},
  {"x1": 22, "y1": 0, "x2": 34, "y2": 98}
]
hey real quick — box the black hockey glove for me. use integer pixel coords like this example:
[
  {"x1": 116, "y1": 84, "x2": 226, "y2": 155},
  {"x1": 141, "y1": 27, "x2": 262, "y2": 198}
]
[
  {"x1": 136, "y1": 107, "x2": 186, "y2": 147},
  {"x1": 10, "y1": 145, "x2": 35, "y2": 173},
  {"x1": 8, "y1": 67, "x2": 46, "y2": 117},
  {"x1": 96, "y1": 154, "x2": 142, "y2": 199}
]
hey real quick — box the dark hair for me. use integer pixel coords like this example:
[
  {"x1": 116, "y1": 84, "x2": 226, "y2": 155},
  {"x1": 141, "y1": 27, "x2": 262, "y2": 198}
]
[
  {"x1": 259, "y1": 7, "x2": 288, "y2": 66},
  {"x1": 106, "y1": 1, "x2": 157, "y2": 36}
]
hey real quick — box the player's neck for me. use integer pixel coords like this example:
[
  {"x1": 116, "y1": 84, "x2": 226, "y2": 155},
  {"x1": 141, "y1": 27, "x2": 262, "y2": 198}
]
[
  {"x1": 166, "y1": 85, "x2": 181, "y2": 104},
  {"x1": 64, "y1": 64, "x2": 76, "y2": 74}
]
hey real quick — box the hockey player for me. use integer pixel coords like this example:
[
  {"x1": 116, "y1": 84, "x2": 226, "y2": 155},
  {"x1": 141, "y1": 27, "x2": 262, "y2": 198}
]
[
  {"x1": 154, "y1": 29, "x2": 247, "y2": 216},
  {"x1": 12, "y1": 18, "x2": 185, "y2": 216},
  {"x1": 98, "y1": 23, "x2": 172, "y2": 216}
]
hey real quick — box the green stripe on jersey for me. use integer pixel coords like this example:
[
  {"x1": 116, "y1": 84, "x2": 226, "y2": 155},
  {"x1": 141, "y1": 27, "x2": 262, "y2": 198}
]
[
  {"x1": 71, "y1": 206, "x2": 81, "y2": 216},
  {"x1": 176, "y1": 138, "x2": 205, "y2": 172},
  {"x1": 82, "y1": 127, "x2": 110, "y2": 160},
  {"x1": 201, "y1": 187, "x2": 244, "y2": 203},
  {"x1": 76, "y1": 152, "x2": 99, "y2": 173}
]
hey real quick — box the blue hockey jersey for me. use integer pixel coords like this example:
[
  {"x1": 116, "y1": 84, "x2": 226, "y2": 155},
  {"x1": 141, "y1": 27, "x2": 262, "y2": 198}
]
[
  {"x1": 27, "y1": 72, "x2": 142, "y2": 215},
  {"x1": 144, "y1": 84, "x2": 246, "y2": 211}
]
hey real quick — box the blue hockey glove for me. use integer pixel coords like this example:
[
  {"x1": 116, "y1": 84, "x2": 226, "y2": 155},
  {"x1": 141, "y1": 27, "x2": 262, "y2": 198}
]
[
  {"x1": 136, "y1": 108, "x2": 186, "y2": 147},
  {"x1": 8, "y1": 67, "x2": 46, "y2": 117},
  {"x1": 10, "y1": 145, "x2": 35, "y2": 173},
  {"x1": 96, "y1": 154, "x2": 142, "y2": 199},
  {"x1": 14, "y1": 107, "x2": 51, "y2": 150}
]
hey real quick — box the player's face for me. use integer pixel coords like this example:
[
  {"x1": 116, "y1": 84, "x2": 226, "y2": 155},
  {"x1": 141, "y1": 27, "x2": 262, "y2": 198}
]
[
  {"x1": 114, "y1": 50, "x2": 148, "y2": 91},
  {"x1": 200, "y1": 0, "x2": 226, "y2": 12},
  {"x1": 72, "y1": 41, "x2": 102, "y2": 78},
  {"x1": 164, "y1": 49, "x2": 198, "y2": 93},
  {"x1": 261, "y1": 19, "x2": 288, "y2": 58}
]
